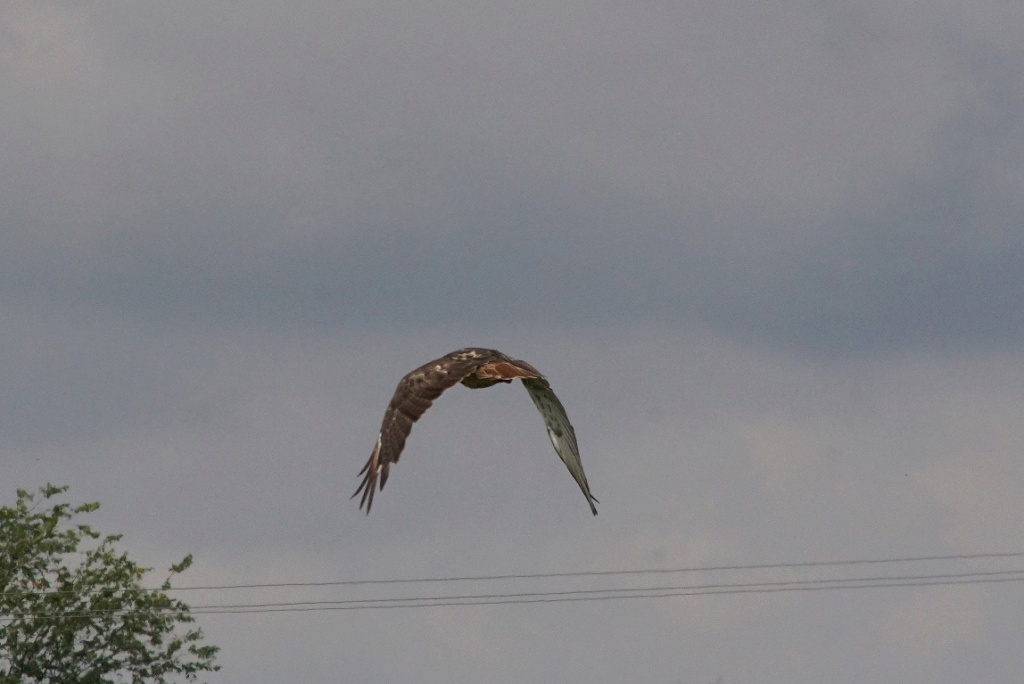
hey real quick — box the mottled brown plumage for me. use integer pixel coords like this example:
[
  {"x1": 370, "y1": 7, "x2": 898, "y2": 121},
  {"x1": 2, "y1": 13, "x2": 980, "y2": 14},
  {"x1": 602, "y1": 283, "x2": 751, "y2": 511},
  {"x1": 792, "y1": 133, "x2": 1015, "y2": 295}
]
[{"x1": 353, "y1": 347, "x2": 598, "y2": 515}]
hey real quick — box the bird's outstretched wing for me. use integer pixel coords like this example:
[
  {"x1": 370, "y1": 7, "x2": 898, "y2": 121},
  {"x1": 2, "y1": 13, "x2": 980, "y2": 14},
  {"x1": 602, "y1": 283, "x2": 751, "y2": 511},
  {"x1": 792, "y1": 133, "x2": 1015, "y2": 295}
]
[
  {"x1": 353, "y1": 349, "x2": 496, "y2": 512},
  {"x1": 522, "y1": 377, "x2": 599, "y2": 515}
]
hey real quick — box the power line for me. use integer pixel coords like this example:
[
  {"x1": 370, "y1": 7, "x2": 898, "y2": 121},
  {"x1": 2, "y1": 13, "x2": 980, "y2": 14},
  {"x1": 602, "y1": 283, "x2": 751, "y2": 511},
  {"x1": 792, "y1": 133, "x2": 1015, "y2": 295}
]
[
  {"x1": 191, "y1": 575, "x2": 1024, "y2": 614},
  {"x1": 189, "y1": 568, "x2": 1024, "y2": 611},
  {"x1": 4, "y1": 567, "x2": 1022, "y2": 621},
  {"x1": 160, "y1": 550, "x2": 1024, "y2": 592},
  {"x1": 4, "y1": 550, "x2": 1022, "y2": 599},
  {"x1": 4, "y1": 548, "x2": 1019, "y2": 610}
]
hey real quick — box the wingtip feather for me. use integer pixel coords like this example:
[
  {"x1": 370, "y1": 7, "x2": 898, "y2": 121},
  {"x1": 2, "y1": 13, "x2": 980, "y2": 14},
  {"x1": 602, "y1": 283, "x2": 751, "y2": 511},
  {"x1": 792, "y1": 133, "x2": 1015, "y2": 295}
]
[{"x1": 354, "y1": 436, "x2": 383, "y2": 514}]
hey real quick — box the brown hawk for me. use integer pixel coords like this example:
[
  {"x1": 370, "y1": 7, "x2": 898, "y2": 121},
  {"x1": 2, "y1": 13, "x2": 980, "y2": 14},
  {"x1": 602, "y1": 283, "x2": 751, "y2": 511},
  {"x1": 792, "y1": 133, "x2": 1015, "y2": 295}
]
[{"x1": 354, "y1": 348, "x2": 598, "y2": 515}]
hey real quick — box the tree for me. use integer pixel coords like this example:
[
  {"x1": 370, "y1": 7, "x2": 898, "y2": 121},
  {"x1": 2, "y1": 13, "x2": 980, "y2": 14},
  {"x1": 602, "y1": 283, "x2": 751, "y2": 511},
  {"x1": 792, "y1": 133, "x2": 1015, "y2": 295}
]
[{"x1": 0, "y1": 485, "x2": 219, "y2": 683}]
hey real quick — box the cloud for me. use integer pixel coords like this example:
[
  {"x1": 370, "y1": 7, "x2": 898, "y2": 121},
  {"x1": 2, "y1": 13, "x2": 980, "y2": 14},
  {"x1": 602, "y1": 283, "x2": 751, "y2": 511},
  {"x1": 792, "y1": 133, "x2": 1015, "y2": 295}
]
[
  {"x1": 3, "y1": 4, "x2": 1024, "y2": 681},
  {"x1": 3, "y1": 1, "x2": 1024, "y2": 358}
]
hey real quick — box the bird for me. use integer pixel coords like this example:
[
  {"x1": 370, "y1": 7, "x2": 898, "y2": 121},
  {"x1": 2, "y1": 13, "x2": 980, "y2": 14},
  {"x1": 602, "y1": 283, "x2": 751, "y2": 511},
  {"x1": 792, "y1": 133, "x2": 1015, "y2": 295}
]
[{"x1": 353, "y1": 347, "x2": 598, "y2": 515}]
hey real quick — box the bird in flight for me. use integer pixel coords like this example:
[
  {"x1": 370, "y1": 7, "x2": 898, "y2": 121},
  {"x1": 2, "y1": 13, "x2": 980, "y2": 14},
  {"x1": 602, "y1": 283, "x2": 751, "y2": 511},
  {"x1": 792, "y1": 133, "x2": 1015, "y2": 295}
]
[{"x1": 354, "y1": 347, "x2": 598, "y2": 515}]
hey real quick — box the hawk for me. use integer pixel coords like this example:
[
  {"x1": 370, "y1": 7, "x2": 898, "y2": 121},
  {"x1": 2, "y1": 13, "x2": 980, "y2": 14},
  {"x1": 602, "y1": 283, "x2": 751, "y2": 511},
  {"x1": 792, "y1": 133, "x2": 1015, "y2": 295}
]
[{"x1": 354, "y1": 348, "x2": 598, "y2": 515}]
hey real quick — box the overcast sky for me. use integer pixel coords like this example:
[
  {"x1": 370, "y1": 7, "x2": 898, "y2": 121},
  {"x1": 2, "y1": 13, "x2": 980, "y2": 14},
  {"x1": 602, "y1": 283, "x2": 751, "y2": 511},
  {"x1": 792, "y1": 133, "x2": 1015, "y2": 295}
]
[{"x1": 3, "y1": 1, "x2": 1024, "y2": 682}]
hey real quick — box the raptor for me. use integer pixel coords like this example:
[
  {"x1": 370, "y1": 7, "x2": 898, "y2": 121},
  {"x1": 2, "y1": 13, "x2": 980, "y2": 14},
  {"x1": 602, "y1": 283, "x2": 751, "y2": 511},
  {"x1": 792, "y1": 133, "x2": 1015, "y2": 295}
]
[{"x1": 354, "y1": 348, "x2": 598, "y2": 515}]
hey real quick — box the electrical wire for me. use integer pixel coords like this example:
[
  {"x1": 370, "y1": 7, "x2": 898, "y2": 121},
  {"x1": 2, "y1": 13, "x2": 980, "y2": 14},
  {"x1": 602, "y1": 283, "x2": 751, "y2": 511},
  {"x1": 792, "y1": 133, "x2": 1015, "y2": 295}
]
[
  {"x1": 187, "y1": 568, "x2": 1024, "y2": 611},
  {"x1": 167, "y1": 550, "x2": 1024, "y2": 592},
  {"x1": 3, "y1": 564, "x2": 1022, "y2": 620},
  {"x1": 191, "y1": 574, "x2": 1024, "y2": 614},
  {"x1": 4, "y1": 550, "x2": 1021, "y2": 598}
]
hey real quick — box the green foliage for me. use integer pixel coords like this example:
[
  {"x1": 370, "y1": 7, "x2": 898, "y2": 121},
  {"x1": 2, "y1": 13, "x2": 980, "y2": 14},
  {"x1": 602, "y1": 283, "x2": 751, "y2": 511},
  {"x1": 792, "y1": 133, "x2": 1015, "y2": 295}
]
[{"x1": 0, "y1": 485, "x2": 219, "y2": 683}]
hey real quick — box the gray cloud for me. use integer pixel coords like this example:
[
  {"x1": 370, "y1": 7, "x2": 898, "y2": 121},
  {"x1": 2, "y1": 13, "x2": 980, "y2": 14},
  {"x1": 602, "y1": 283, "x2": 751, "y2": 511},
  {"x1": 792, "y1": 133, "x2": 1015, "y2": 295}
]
[
  {"x1": 3, "y1": 1, "x2": 1023, "y2": 358},
  {"x1": 3, "y1": 3, "x2": 1024, "y2": 683}
]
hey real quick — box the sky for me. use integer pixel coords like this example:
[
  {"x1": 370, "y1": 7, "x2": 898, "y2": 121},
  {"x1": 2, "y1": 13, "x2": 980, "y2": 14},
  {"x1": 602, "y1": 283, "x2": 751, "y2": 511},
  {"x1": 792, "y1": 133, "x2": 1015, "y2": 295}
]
[{"x1": 2, "y1": 1, "x2": 1024, "y2": 682}]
